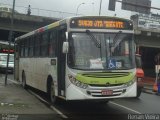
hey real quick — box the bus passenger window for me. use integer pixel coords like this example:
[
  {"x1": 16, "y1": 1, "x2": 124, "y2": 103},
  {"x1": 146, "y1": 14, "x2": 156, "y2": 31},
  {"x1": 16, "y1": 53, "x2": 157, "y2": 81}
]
[
  {"x1": 41, "y1": 33, "x2": 48, "y2": 57},
  {"x1": 49, "y1": 31, "x2": 56, "y2": 57},
  {"x1": 35, "y1": 36, "x2": 40, "y2": 57},
  {"x1": 29, "y1": 37, "x2": 34, "y2": 57},
  {"x1": 24, "y1": 40, "x2": 29, "y2": 57},
  {"x1": 20, "y1": 41, "x2": 25, "y2": 57}
]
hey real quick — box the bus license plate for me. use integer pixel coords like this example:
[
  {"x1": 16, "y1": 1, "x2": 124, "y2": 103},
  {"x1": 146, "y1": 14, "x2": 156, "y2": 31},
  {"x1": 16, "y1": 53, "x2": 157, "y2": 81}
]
[{"x1": 101, "y1": 90, "x2": 113, "y2": 95}]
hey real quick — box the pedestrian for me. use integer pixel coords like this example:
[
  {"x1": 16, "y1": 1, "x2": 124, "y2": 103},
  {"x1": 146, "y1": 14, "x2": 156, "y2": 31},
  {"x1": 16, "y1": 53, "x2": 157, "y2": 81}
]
[
  {"x1": 27, "y1": 5, "x2": 31, "y2": 15},
  {"x1": 155, "y1": 53, "x2": 160, "y2": 82},
  {"x1": 158, "y1": 69, "x2": 160, "y2": 81}
]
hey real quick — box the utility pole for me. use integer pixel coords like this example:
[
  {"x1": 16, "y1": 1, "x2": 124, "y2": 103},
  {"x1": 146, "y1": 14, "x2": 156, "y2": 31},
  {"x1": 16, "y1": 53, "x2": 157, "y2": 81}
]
[
  {"x1": 76, "y1": 3, "x2": 85, "y2": 16},
  {"x1": 5, "y1": 0, "x2": 15, "y2": 86},
  {"x1": 99, "y1": 0, "x2": 102, "y2": 16}
]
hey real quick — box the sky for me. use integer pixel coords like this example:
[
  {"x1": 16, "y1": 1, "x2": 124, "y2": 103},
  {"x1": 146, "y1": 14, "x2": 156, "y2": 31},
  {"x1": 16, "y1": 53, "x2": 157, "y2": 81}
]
[{"x1": 0, "y1": 0, "x2": 160, "y2": 19}]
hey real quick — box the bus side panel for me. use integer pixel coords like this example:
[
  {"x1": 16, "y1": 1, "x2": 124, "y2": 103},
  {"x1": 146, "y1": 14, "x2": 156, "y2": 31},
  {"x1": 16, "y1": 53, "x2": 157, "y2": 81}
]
[
  {"x1": 19, "y1": 57, "x2": 58, "y2": 95},
  {"x1": 19, "y1": 58, "x2": 32, "y2": 87},
  {"x1": 47, "y1": 58, "x2": 58, "y2": 96},
  {"x1": 34, "y1": 58, "x2": 58, "y2": 93}
]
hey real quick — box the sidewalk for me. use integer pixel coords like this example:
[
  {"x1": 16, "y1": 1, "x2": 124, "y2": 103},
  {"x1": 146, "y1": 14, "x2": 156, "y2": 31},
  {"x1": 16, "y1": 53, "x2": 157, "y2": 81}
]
[
  {"x1": 142, "y1": 76, "x2": 159, "y2": 95},
  {"x1": 0, "y1": 78, "x2": 62, "y2": 120}
]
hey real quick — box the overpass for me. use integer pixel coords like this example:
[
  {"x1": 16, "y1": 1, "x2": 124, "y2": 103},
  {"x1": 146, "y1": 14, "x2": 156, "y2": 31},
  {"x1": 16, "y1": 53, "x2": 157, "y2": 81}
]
[{"x1": 0, "y1": 11, "x2": 60, "y2": 42}]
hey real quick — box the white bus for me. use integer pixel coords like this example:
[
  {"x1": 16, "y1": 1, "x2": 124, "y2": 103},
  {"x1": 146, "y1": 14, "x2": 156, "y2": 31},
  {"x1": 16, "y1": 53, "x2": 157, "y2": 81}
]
[{"x1": 15, "y1": 16, "x2": 137, "y2": 103}]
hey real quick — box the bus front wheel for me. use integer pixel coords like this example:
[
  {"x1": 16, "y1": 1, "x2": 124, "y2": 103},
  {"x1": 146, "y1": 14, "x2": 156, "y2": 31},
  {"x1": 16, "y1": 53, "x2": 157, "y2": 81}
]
[
  {"x1": 136, "y1": 87, "x2": 142, "y2": 98},
  {"x1": 48, "y1": 80, "x2": 58, "y2": 104}
]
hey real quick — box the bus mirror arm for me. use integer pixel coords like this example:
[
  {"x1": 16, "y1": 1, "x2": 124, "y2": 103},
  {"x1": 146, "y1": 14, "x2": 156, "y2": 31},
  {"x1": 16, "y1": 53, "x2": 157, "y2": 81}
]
[{"x1": 62, "y1": 42, "x2": 69, "y2": 54}]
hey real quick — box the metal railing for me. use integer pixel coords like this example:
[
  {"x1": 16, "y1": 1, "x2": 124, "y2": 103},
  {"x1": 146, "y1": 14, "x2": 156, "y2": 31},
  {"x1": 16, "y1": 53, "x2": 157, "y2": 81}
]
[{"x1": 0, "y1": 3, "x2": 82, "y2": 19}]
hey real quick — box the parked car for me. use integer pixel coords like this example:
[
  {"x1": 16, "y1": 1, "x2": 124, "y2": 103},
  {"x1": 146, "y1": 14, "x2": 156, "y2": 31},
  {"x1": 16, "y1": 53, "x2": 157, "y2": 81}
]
[
  {"x1": 0, "y1": 53, "x2": 14, "y2": 73},
  {"x1": 135, "y1": 54, "x2": 144, "y2": 98}
]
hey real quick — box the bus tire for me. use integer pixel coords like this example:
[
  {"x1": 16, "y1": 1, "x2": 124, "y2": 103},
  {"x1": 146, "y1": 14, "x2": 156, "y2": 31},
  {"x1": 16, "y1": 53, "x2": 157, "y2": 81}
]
[
  {"x1": 22, "y1": 71, "x2": 27, "y2": 89},
  {"x1": 136, "y1": 87, "x2": 142, "y2": 98},
  {"x1": 48, "y1": 79, "x2": 58, "y2": 104}
]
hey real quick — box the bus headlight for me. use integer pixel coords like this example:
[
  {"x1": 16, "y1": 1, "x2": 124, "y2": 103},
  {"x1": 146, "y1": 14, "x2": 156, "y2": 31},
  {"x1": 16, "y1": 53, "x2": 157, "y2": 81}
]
[
  {"x1": 68, "y1": 74, "x2": 88, "y2": 89},
  {"x1": 124, "y1": 77, "x2": 136, "y2": 87}
]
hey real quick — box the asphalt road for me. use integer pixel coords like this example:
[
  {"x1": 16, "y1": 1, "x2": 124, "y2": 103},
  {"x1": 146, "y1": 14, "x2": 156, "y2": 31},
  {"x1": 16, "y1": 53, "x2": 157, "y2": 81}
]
[
  {"x1": 113, "y1": 93, "x2": 160, "y2": 114},
  {"x1": 1, "y1": 73, "x2": 160, "y2": 120},
  {"x1": 53, "y1": 93, "x2": 160, "y2": 120}
]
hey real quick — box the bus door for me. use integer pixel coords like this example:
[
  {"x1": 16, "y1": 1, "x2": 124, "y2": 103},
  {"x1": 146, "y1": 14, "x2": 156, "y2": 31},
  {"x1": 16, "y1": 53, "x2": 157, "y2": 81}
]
[{"x1": 57, "y1": 27, "x2": 66, "y2": 97}]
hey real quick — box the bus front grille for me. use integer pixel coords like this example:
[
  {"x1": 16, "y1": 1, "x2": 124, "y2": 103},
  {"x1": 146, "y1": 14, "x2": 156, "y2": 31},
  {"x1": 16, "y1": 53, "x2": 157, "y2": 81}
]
[
  {"x1": 89, "y1": 83, "x2": 124, "y2": 87},
  {"x1": 81, "y1": 72, "x2": 129, "y2": 78},
  {"x1": 86, "y1": 87, "x2": 126, "y2": 97}
]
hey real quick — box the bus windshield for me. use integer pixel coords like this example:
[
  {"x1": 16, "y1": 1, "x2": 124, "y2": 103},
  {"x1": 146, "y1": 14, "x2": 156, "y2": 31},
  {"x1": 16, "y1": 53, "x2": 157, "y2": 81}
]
[{"x1": 68, "y1": 32, "x2": 135, "y2": 70}]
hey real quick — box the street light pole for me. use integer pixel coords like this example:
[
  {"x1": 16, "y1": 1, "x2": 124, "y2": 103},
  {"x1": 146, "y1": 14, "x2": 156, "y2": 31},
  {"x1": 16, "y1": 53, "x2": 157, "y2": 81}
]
[
  {"x1": 76, "y1": 3, "x2": 85, "y2": 16},
  {"x1": 91, "y1": 2, "x2": 94, "y2": 15},
  {"x1": 99, "y1": 0, "x2": 102, "y2": 16},
  {"x1": 5, "y1": 0, "x2": 15, "y2": 86}
]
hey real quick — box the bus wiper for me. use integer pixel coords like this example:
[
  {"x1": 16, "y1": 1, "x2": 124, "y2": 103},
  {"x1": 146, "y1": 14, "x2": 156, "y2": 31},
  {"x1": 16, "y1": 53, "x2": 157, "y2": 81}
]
[
  {"x1": 86, "y1": 30, "x2": 101, "y2": 48},
  {"x1": 112, "y1": 30, "x2": 122, "y2": 48}
]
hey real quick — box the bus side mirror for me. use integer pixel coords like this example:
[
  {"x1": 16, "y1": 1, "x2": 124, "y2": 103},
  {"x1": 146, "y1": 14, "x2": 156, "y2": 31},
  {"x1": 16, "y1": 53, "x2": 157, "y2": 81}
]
[
  {"x1": 65, "y1": 32, "x2": 68, "y2": 40},
  {"x1": 62, "y1": 42, "x2": 69, "y2": 53}
]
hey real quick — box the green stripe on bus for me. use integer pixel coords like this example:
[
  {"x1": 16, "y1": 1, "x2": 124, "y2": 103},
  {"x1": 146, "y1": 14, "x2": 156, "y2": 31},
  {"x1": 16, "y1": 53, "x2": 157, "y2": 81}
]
[{"x1": 75, "y1": 72, "x2": 134, "y2": 85}]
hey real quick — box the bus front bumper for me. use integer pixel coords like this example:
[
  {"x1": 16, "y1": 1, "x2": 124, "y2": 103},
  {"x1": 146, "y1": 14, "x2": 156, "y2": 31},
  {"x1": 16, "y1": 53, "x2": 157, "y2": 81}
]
[{"x1": 66, "y1": 82, "x2": 137, "y2": 100}]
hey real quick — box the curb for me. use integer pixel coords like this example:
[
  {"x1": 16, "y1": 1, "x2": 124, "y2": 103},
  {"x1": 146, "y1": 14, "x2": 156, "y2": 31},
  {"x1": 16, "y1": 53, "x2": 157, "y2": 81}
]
[
  {"x1": 143, "y1": 83, "x2": 154, "y2": 87},
  {"x1": 142, "y1": 82, "x2": 160, "y2": 96},
  {"x1": 143, "y1": 86, "x2": 153, "y2": 91},
  {"x1": 142, "y1": 88, "x2": 160, "y2": 96},
  {"x1": 142, "y1": 89, "x2": 156, "y2": 95}
]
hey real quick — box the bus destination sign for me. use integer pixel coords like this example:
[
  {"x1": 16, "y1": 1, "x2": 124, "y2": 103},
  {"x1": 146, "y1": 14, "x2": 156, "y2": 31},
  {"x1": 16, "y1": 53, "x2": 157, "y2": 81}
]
[
  {"x1": 70, "y1": 17, "x2": 133, "y2": 30},
  {"x1": 78, "y1": 20, "x2": 124, "y2": 29}
]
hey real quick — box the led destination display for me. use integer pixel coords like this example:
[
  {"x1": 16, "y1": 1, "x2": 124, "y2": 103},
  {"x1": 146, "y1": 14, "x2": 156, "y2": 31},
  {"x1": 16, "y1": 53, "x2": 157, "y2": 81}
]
[
  {"x1": 70, "y1": 17, "x2": 133, "y2": 30},
  {"x1": 78, "y1": 20, "x2": 124, "y2": 29}
]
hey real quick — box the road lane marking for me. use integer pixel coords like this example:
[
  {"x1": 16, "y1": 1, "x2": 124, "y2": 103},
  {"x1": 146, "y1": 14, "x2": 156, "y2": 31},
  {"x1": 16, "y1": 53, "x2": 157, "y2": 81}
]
[
  {"x1": 28, "y1": 90, "x2": 68, "y2": 119},
  {"x1": 110, "y1": 101, "x2": 141, "y2": 114},
  {"x1": 50, "y1": 106, "x2": 68, "y2": 119}
]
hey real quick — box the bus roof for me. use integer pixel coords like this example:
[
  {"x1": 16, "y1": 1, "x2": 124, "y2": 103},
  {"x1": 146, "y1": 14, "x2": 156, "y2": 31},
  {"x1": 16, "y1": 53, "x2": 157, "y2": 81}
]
[
  {"x1": 15, "y1": 16, "x2": 132, "y2": 42},
  {"x1": 15, "y1": 19, "x2": 65, "y2": 41}
]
